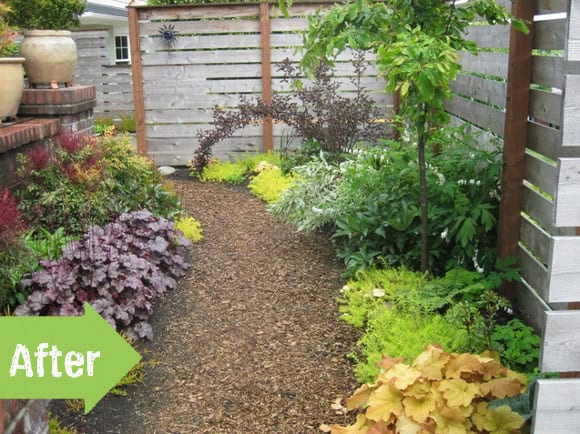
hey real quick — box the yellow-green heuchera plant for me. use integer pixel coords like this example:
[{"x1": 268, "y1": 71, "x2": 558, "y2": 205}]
[{"x1": 332, "y1": 344, "x2": 526, "y2": 434}]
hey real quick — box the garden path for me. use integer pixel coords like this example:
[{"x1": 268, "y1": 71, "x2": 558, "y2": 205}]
[{"x1": 75, "y1": 179, "x2": 359, "y2": 433}]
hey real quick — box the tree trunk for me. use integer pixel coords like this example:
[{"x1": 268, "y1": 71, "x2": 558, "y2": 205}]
[{"x1": 417, "y1": 122, "x2": 429, "y2": 273}]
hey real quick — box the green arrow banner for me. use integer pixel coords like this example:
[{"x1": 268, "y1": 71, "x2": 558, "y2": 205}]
[{"x1": 0, "y1": 302, "x2": 142, "y2": 413}]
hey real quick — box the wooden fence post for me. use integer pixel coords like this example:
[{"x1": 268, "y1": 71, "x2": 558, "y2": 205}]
[
  {"x1": 128, "y1": 5, "x2": 147, "y2": 156},
  {"x1": 497, "y1": 0, "x2": 535, "y2": 295},
  {"x1": 260, "y1": 2, "x2": 274, "y2": 153}
]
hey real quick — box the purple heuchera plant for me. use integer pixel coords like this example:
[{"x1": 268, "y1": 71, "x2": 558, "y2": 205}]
[{"x1": 15, "y1": 210, "x2": 191, "y2": 340}]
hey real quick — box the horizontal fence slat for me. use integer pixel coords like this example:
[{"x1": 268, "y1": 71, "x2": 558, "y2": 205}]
[
  {"x1": 140, "y1": 33, "x2": 263, "y2": 51},
  {"x1": 464, "y1": 25, "x2": 510, "y2": 49},
  {"x1": 533, "y1": 379, "x2": 580, "y2": 434},
  {"x1": 548, "y1": 236, "x2": 580, "y2": 302},
  {"x1": 514, "y1": 279, "x2": 550, "y2": 335},
  {"x1": 445, "y1": 95, "x2": 505, "y2": 136},
  {"x1": 522, "y1": 183, "x2": 555, "y2": 232},
  {"x1": 520, "y1": 214, "x2": 551, "y2": 265},
  {"x1": 554, "y1": 158, "x2": 580, "y2": 226},
  {"x1": 536, "y1": 0, "x2": 569, "y2": 13},
  {"x1": 139, "y1": 18, "x2": 261, "y2": 36},
  {"x1": 530, "y1": 89, "x2": 563, "y2": 127},
  {"x1": 534, "y1": 19, "x2": 567, "y2": 51},
  {"x1": 527, "y1": 121, "x2": 564, "y2": 159},
  {"x1": 459, "y1": 51, "x2": 508, "y2": 78},
  {"x1": 271, "y1": 17, "x2": 310, "y2": 32},
  {"x1": 137, "y1": 4, "x2": 260, "y2": 20},
  {"x1": 541, "y1": 310, "x2": 580, "y2": 371},
  {"x1": 562, "y1": 75, "x2": 580, "y2": 146},
  {"x1": 518, "y1": 244, "x2": 549, "y2": 301},
  {"x1": 532, "y1": 55, "x2": 564, "y2": 89},
  {"x1": 568, "y1": 0, "x2": 580, "y2": 61},
  {"x1": 525, "y1": 151, "x2": 557, "y2": 197},
  {"x1": 450, "y1": 74, "x2": 507, "y2": 107}
]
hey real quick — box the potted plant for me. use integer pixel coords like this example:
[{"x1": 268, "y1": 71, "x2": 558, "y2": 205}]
[
  {"x1": 5, "y1": 0, "x2": 86, "y2": 87},
  {"x1": 0, "y1": 3, "x2": 25, "y2": 121}
]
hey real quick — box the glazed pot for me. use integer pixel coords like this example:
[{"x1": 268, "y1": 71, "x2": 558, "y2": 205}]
[
  {"x1": 0, "y1": 57, "x2": 25, "y2": 120},
  {"x1": 20, "y1": 30, "x2": 77, "y2": 86}
]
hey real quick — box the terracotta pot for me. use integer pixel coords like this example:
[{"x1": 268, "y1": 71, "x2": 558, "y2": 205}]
[
  {"x1": 20, "y1": 30, "x2": 77, "y2": 86},
  {"x1": 0, "y1": 57, "x2": 25, "y2": 120}
]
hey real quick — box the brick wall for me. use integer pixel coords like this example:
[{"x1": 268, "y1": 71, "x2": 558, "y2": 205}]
[
  {"x1": 0, "y1": 85, "x2": 96, "y2": 189},
  {"x1": 0, "y1": 86, "x2": 97, "y2": 432},
  {"x1": 0, "y1": 401, "x2": 49, "y2": 434}
]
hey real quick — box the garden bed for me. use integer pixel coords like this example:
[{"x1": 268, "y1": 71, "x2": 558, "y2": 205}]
[{"x1": 50, "y1": 179, "x2": 359, "y2": 433}]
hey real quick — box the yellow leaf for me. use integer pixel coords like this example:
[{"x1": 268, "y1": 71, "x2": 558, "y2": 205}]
[
  {"x1": 403, "y1": 394, "x2": 436, "y2": 424},
  {"x1": 376, "y1": 355, "x2": 406, "y2": 374},
  {"x1": 413, "y1": 345, "x2": 450, "y2": 381},
  {"x1": 366, "y1": 383, "x2": 403, "y2": 422},
  {"x1": 347, "y1": 383, "x2": 379, "y2": 410},
  {"x1": 505, "y1": 369, "x2": 528, "y2": 385},
  {"x1": 397, "y1": 413, "x2": 423, "y2": 434},
  {"x1": 367, "y1": 420, "x2": 395, "y2": 434},
  {"x1": 331, "y1": 414, "x2": 371, "y2": 434},
  {"x1": 438, "y1": 379, "x2": 479, "y2": 407},
  {"x1": 444, "y1": 354, "x2": 483, "y2": 380},
  {"x1": 432, "y1": 411, "x2": 471, "y2": 434},
  {"x1": 480, "y1": 378, "x2": 525, "y2": 399},
  {"x1": 471, "y1": 405, "x2": 524, "y2": 434},
  {"x1": 475, "y1": 357, "x2": 506, "y2": 381},
  {"x1": 382, "y1": 363, "x2": 421, "y2": 390}
]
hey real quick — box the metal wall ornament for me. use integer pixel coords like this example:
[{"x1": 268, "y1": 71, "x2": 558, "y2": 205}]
[{"x1": 158, "y1": 24, "x2": 179, "y2": 47}]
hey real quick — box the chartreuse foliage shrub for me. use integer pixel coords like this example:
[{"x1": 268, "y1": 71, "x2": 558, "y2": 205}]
[
  {"x1": 16, "y1": 210, "x2": 191, "y2": 340},
  {"x1": 341, "y1": 264, "x2": 541, "y2": 384},
  {"x1": 355, "y1": 307, "x2": 469, "y2": 384},
  {"x1": 197, "y1": 153, "x2": 282, "y2": 184},
  {"x1": 335, "y1": 345, "x2": 526, "y2": 433},
  {"x1": 16, "y1": 133, "x2": 181, "y2": 236},
  {"x1": 200, "y1": 160, "x2": 247, "y2": 184},
  {"x1": 248, "y1": 167, "x2": 297, "y2": 204},
  {"x1": 338, "y1": 267, "x2": 426, "y2": 328},
  {"x1": 174, "y1": 215, "x2": 203, "y2": 243}
]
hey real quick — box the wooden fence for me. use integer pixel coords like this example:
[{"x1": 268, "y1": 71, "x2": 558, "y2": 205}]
[
  {"x1": 448, "y1": 0, "x2": 580, "y2": 430},
  {"x1": 72, "y1": 30, "x2": 135, "y2": 116},
  {"x1": 128, "y1": 2, "x2": 393, "y2": 165}
]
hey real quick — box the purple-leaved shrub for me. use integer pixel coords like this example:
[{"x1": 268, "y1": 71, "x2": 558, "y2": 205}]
[{"x1": 15, "y1": 210, "x2": 191, "y2": 340}]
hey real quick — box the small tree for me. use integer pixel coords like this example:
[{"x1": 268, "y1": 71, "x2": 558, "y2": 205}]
[{"x1": 281, "y1": 0, "x2": 527, "y2": 272}]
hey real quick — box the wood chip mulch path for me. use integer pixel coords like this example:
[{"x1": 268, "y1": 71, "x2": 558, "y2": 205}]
[{"x1": 56, "y1": 179, "x2": 359, "y2": 433}]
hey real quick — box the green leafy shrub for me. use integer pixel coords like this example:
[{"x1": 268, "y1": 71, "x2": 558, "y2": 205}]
[
  {"x1": 354, "y1": 306, "x2": 469, "y2": 384},
  {"x1": 6, "y1": 0, "x2": 86, "y2": 30},
  {"x1": 338, "y1": 267, "x2": 426, "y2": 328},
  {"x1": 248, "y1": 167, "x2": 297, "y2": 203},
  {"x1": 174, "y1": 215, "x2": 203, "y2": 243},
  {"x1": 24, "y1": 227, "x2": 77, "y2": 262},
  {"x1": 269, "y1": 155, "x2": 342, "y2": 231},
  {"x1": 94, "y1": 116, "x2": 115, "y2": 136},
  {"x1": 333, "y1": 133, "x2": 501, "y2": 275},
  {"x1": 492, "y1": 319, "x2": 540, "y2": 374},
  {"x1": 17, "y1": 134, "x2": 182, "y2": 236},
  {"x1": 117, "y1": 114, "x2": 136, "y2": 133},
  {"x1": 237, "y1": 152, "x2": 282, "y2": 173}
]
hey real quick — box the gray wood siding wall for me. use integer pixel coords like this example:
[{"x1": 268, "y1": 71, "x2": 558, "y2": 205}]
[{"x1": 72, "y1": 30, "x2": 135, "y2": 116}]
